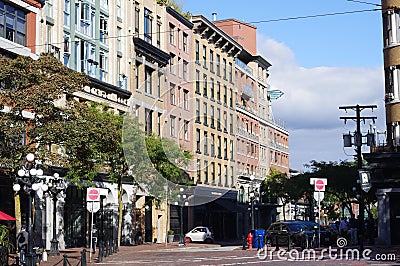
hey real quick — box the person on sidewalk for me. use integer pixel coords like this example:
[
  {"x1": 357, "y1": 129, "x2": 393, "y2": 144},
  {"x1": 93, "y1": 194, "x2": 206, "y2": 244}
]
[
  {"x1": 348, "y1": 214, "x2": 358, "y2": 245},
  {"x1": 17, "y1": 225, "x2": 28, "y2": 265},
  {"x1": 339, "y1": 217, "x2": 349, "y2": 238}
]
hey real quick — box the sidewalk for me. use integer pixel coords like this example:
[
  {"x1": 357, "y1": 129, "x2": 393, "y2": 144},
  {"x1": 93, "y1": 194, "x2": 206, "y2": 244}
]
[{"x1": 15, "y1": 242, "x2": 400, "y2": 265}]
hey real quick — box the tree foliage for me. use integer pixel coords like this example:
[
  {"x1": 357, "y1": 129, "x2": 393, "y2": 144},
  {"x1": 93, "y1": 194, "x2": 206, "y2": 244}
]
[{"x1": 0, "y1": 54, "x2": 88, "y2": 175}]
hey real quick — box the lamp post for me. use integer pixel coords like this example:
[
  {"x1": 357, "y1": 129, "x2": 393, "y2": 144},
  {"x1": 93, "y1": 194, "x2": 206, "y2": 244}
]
[
  {"x1": 45, "y1": 172, "x2": 67, "y2": 257},
  {"x1": 175, "y1": 187, "x2": 188, "y2": 246},
  {"x1": 13, "y1": 153, "x2": 44, "y2": 266},
  {"x1": 249, "y1": 175, "x2": 255, "y2": 230}
]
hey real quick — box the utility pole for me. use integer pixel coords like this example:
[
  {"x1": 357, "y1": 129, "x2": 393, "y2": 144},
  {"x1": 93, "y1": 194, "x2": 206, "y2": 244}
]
[{"x1": 339, "y1": 104, "x2": 377, "y2": 251}]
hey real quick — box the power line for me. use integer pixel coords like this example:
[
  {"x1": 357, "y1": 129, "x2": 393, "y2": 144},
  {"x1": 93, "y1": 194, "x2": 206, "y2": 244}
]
[
  {"x1": 4, "y1": 8, "x2": 382, "y2": 52},
  {"x1": 346, "y1": 0, "x2": 381, "y2": 7},
  {"x1": 248, "y1": 8, "x2": 381, "y2": 24}
]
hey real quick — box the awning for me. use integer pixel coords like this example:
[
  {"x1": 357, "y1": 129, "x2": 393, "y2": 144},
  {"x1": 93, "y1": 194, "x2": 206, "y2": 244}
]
[{"x1": 0, "y1": 211, "x2": 16, "y2": 221}]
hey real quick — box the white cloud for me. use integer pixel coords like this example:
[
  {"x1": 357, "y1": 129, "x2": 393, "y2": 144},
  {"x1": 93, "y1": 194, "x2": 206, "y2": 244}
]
[{"x1": 256, "y1": 34, "x2": 385, "y2": 170}]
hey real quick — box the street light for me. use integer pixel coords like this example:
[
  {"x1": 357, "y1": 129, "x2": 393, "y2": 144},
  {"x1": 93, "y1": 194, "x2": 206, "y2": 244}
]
[
  {"x1": 13, "y1": 153, "x2": 44, "y2": 266},
  {"x1": 45, "y1": 172, "x2": 67, "y2": 257},
  {"x1": 174, "y1": 187, "x2": 189, "y2": 246},
  {"x1": 250, "y1": 175, "x2": 255, "y2": 230}
]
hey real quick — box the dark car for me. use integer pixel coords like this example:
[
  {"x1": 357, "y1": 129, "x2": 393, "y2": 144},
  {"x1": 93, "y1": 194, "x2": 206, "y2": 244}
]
[
  {"x1": 300, "y1": 221, "x2": 337, "y2": 246},
  {"x1": 265, "y1": 221, "x2": 315, "y2": 249}
]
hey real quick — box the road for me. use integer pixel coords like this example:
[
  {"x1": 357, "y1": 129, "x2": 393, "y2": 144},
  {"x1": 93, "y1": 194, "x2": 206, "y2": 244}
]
[{"x1": 90, "y1": 244, "x2": 399, "y2": 266}]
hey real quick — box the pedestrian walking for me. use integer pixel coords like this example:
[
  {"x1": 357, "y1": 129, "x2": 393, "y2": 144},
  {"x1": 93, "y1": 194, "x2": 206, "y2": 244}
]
[
  {"x1": 92, "y1": 225, "x2": 98, "y2": 254},
  {"x1": 17, "y1": 225, "x2": 28, "y2": 265},
  {"x1": 339, "y1": 217, "x2": 349, "y2": 237},
  {"x1": 348, "y1": 214, "x2": 358, "y2": 245}
]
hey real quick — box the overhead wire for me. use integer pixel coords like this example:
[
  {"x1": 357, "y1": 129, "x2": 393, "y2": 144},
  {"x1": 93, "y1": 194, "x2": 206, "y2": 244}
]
[{"x1": 3, "y1": 7, "x2": 382, "y2": 52}]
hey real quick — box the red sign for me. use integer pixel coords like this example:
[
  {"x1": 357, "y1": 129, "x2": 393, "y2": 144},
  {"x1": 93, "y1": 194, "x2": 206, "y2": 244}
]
[
  {"x1": 87, "y1": 188, "x2": 100, "y2": 201},
  {"x1": 315, "y1": 179, "x2": 325, "y2": 191}
]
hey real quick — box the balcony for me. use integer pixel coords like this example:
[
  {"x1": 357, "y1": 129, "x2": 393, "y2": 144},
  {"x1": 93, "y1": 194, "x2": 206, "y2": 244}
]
[
  {"x1": 236, "y1": 127, "x2": 259, "y2": 142},
  {"x1": 235, "y1": 58, "x2": 253, "y2": 76},
  {"x1": 241, "y1": 83, "x2": 254, "y2": 100}
]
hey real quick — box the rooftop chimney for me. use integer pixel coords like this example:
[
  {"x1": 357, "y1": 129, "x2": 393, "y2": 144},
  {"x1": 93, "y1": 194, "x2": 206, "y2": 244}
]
[{"x1": 212, "y1": 12, "x2": 217, "y2": 22}]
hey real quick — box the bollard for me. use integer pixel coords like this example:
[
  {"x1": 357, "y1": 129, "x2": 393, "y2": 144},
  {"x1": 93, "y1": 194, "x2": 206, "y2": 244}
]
[
  {"x1": 63, "y1": 254, "x2": 68, "y2": 266},
  {"x1": 242, "y1": 235, "x2": 247, "y2": 250},
  {"x1": 275, "y1": 235, "x2": 279, "y2": 251},
  {"x1": 257, "y1": 236, "x2": 261, "y2": 250},
  {"x1": 115, "y1": 240, "x2": 119, "y2": 252},
  {"x1": 287, "y1": 235, "x2": 291, "y2": 250},
  {"x1": 81, "y1": 249, "x2": 87, "y2": 266},
  {"x1": 111, "y1": 240, "x2": 114, "y2": 254}
]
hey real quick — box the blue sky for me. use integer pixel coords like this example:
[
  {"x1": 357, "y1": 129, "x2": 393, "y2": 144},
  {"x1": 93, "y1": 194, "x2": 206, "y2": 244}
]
[{"x1": 182, "y1": 0, "x2": 385, "y2": 172}]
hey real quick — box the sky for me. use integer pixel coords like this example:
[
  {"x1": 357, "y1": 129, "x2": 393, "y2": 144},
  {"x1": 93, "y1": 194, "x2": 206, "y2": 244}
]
[{"x1": 182, "y1": 0, "x2": 385, "y2": 172}]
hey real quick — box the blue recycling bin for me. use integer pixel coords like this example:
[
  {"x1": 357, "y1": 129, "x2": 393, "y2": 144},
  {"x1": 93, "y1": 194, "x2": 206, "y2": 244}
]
[{"x1": 251, "y1": 229, "x2": 266, "y2": 249}]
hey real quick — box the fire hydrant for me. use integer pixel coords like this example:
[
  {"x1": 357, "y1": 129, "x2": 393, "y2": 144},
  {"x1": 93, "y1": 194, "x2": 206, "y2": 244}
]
[{"x1": 247, "y1": 232, "x2": 253, "y2": 249}]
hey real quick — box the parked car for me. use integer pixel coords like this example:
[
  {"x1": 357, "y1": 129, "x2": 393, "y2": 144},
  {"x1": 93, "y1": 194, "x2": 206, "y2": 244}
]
[
  {"x1": 265, "y1": 221, "x2": 315, "y2": 249},
  {"x1": 301, "y1": 221, "x2": 337, "y2": 246},
  {"x1": 184, "y1": 226, "x2": 213, "y2": 244}
]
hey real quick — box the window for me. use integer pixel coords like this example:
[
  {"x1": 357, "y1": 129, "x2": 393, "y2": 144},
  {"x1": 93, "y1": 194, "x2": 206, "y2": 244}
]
[
  {"x1": 145, "y1": 108, "x2": 153, "y2": 135},
  {"x1": 183, "y1": 33, "x2": 188, "y2": 52},
  {"x1": 202, "y1": 45, "x2": 207, "y2": 68},
  {"x1": 64, "y1": 0, "x2": 70, "y2": 26},
  {"x1": 218, "y1": 163, "x2": 222, "y2": 185},
  {"x1": 223, "y1": 111, "x2": 227, "y2": 131},
  {"x1": 196, "y1": 99, "x2": 200, "y2": 122},
  {"x1": 210, "y1": 50, "x2": 214, "y2": 72},
  {"x1": 223, "y1": 85, "x2": 227, "y2": 104},
  {"x1": 184, "y1": 120, "x2": 189, "y2": 140},
  {"x1": 99, "y1": 52, "x2": 108, "y2": 81},
  {"x1": 210, "y1": 78, "x2": 215, "y2": 99},
  {"x1": 197, "y1": 159, "x2": 201, "y2": 181},
  {"x1": 157, "y1": 72, "x2": 162, "y2": 97},
  {"x1": 170, "y1": 116, "x2": 176, "y2": 137},
  {"x1": 169, "y1": 53, "x2": 175, "y2": 74},
  {"x1": 230, "y1": 114, "x2": 233, "y2": 134},
  {"x1": 210, "y1": 106, "x2": 215, "y2": 128},
  {"x1": 117, "y1": 27, "x2": 122, "y2": 52},
  {"x1": 100, "y1": 16, "x2": 108, "y2": 44},
  {"x1": 183, "y1": 90, "x2": 189, "y2": 110},
  {"x1": 217, "y1": 136, "x2": 221, "y2": 158},
  {"x1": 195, "y1": 70, "x2": 200, "y2": 93},
  {"x1": 230, "y1": 140, "x2": 234, "y2": 160},
  {"x1": 230, "y1": 88, "x2": 233, "y2": 107},
  {"x1": 1, "y1": 3, "x2": 27, "y2": 45},
  {"x1": 223, "y1": 58, "x2": 227, "y2": 79},
  {"x1": 216, "y1": 54, "x2": 220, "y2": 76},
  {"x1": 134, "y1": 5, "x2": 139, "y2": 35},
  {"x1": 157, "y1": 19, "x2": 161, "y2": 48},
  {"x1": 204, "y1": 160, "x2": 209, "y2": 183},
  {"x1": 204, "y1": 131, "x2": 208, "y2": 155},
  {"x1": 211, "y1": 133, "x2": 215, "y2": 157},
  {"x1": 196, "y1": 129, "x2": 201, "y2": 153},
  {"x1": 144, "y1": 8, "x2": 152, "y2": 43},
  {"x1": 170, "y1": 83, "x2": 175, "y2": 105},
  {"x1": 195, "y1": 40, "x2": 200, "y2": 63},
  {"x1": 46, "y1": 0, "x2": 54, "y2": 19},
  {"x1": 203, "y1": 74, "x2": 207, "y2": 97},
  {"x1": 230, "y1": 166, "x2": 234, "y2": 186},
  {"x1": 145, "y1": 67, "x2": 152, "y2": 94},
  {"x1": 228, "y1": 62, "x2": 233, "y2": 82},
  {"x1": 203, "y1": 102, "x2": 208, "y2": 125},
  {"x1": 183, "y1": 60, "x2": 188, "y2": 81},
  {"x1": 211, "y1": 162, "x2": 215, "y2": 183},
  {"x1": 224, "y1": 138, "x2": 228, "y2": 159},
  {"x1": 169, "y1": 23, "x2": 175, "y2": 45},
  {"x1": 217, "y1": 108, "x2": 221, "y2": 130},
  {"x1": 116, "y1": 0, "x2": 121, "y2": 18},
  {"x1": 217, "y1": 82, "x2": 221, "y2": 101}
]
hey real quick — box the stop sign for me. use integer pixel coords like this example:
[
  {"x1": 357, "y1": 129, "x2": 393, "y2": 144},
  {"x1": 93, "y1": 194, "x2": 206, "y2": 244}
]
[
  {"x1": 315, "y1": 179, "x2": 325, "y2": 191},
  {"x1": 87, "y1": 188, "x2": 100, "y2": 201}
]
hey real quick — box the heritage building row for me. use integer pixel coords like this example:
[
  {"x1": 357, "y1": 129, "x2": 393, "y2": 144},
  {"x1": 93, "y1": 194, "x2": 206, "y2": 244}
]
[{"x1": 0, "y1": 0, "x2": 289, "y2": 246}]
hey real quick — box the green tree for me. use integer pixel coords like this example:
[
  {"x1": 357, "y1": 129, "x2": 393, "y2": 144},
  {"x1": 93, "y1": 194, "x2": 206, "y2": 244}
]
[{"x1": 0, "y1": 54, "x2": 88, "y2": 174}]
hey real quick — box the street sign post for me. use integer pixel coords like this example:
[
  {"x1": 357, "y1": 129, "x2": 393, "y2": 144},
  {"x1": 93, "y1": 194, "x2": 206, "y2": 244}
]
[
  {"x1": 310, "y1": 178, "x2": 327, "y2": 248},
  {"x1": 86, "y1": 188, "x2": 100, "y2": 263}
]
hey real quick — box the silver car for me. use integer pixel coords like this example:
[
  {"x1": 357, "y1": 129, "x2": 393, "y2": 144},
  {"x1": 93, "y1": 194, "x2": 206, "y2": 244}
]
[{"x1": 184, "y1": 226, "x2": 213, "y2": 243}]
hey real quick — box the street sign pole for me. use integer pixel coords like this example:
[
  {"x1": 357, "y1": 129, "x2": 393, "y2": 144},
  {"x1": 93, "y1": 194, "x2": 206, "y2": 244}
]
[{"x1": 90, "y1": 201, "x2": 94, "y2": 263}]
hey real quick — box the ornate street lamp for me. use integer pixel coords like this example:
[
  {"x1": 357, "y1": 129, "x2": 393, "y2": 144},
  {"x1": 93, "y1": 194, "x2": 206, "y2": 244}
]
[
  {"x1": 13, "y1": 153, "x2": 44, "y2": 266},
  {"x1": 249, "y1": 175, "x2": 255, "y2": 230},
  {"x1": 174, "y1": 187, "x2": 189, "y2": 246},
  {"x1": 44, "y1": 172, "x2": 67, "y2": 257}
]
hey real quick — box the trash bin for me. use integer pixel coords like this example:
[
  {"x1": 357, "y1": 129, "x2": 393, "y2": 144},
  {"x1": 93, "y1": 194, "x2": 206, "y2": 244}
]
[{"x1": 251, "y1": 229, "x2": 266, "y2": 249}]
